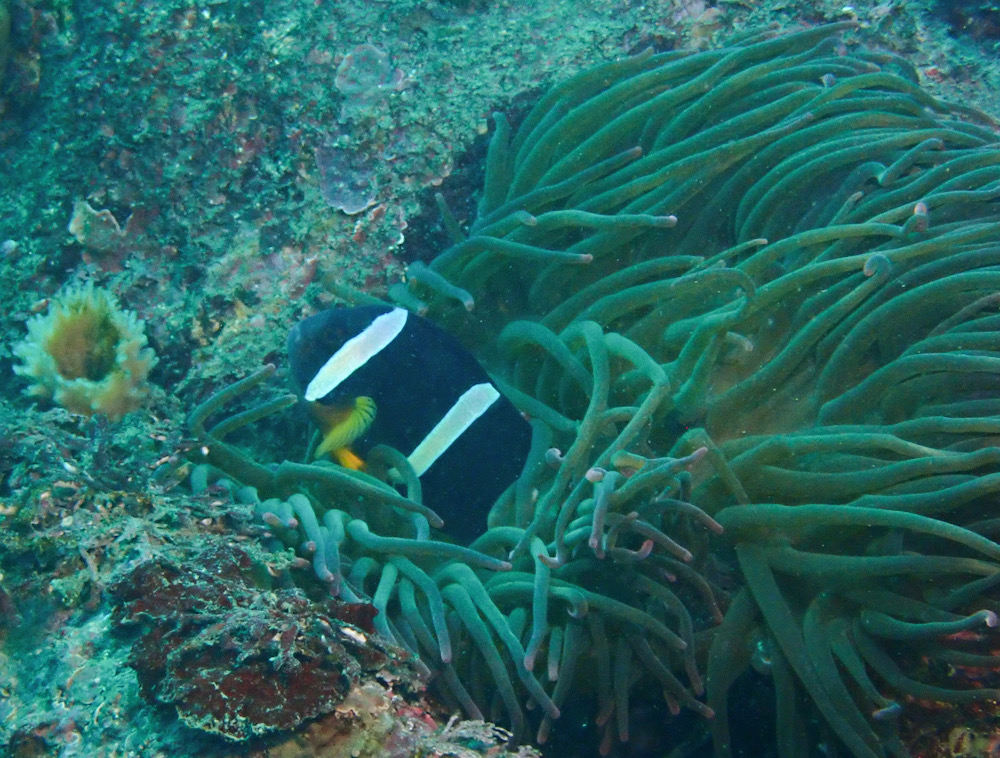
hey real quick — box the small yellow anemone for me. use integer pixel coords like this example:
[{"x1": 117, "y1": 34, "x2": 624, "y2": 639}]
[{"x1": 13, "y1": 281, "x2": 157, "y2": 420}]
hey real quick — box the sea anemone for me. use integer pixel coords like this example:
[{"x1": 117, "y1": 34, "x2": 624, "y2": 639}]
[
  {"x1": 13, "y1": 281, "x2": 157, "y2": 420},
  {"x1": 189, "y1": 22, "x2": 1000, "y2": 758}
]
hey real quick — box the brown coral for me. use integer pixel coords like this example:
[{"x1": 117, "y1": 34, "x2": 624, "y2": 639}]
[
  {"x1": 12, "y1": 281, "x2": 157, "y2": 420},
  {"x1": 109, "y1": 544, "x2": 412, "y2": 742}
]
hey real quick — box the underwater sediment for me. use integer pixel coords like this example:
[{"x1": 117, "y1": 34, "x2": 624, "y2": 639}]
[{"x1": 189, "y1": 20, "x2": 1000, "y2": 758}]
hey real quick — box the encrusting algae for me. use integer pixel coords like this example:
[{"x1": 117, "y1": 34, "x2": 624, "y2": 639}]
[{"x1": 13, "y1": 281, "x2": 157, "y2": 421}]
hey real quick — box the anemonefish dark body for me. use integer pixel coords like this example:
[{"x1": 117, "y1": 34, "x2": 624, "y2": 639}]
[{"x1": 287, "y1": 305, "x2": 532, "y2": 544}]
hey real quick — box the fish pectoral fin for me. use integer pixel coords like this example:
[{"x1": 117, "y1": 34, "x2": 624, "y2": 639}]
[{"x1": 312, "y1": 396, "x2": 377, "y2": 459}]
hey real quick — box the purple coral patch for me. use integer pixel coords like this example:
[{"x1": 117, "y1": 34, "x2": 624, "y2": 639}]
[{"x1": 315, "y1": 143, "x2": 377, "y2": 215}]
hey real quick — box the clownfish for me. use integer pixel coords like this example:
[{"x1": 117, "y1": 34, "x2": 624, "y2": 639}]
[{"x1": 286, "y1": 305, "x2": 532, "y2": 544}]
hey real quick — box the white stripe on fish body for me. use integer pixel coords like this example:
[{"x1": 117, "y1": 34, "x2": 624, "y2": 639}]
[
  {"x1": 408, "y1": 382, "x2": 501, "y2": 476},
  {"x1": 305, "y1": 308, "x2": 409, "y2": 402}
]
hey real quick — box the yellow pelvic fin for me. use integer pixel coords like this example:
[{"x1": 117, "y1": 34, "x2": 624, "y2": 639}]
[
  {"x1": 334, "y1": 447, "x2": 365, "y2": 470},
  {"x1": 312, "y1": 396, "x2": 377, "y2": 460}
]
